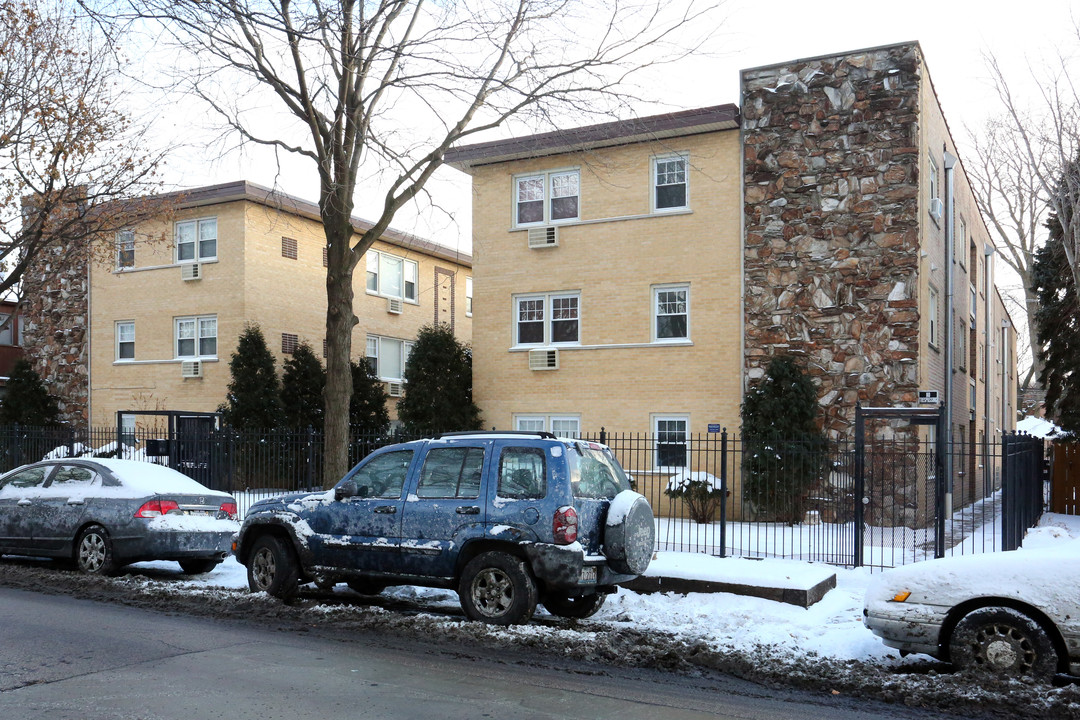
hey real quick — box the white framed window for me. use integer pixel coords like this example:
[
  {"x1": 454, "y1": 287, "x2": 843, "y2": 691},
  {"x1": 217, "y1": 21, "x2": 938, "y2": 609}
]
[
  {"x1": 0, "y1": 314, "x2": 15, "y2": 346},
  {"x1": 956, "y1": 216, "x2": 967, "y2": 268},
  {"x1": 116, "y1": 321, "x2": 135, "y2": 360},
  {"x1": 653, "y1": 415, "x2": 689, "y2": 470},
  {"x1": 175, "y1": 218, "x2": 217, "y2": 262},
  {"x1": 928, "y1": 156, "x2": 939, "y2": 202},
  {"x1": 116, "y1": 230, "x2": 135, "y2": 269},
  {"x1": 366, "y1": 335, "x2": 414, "y2": 382},
  {"x1": 514, "y1": 169, "x2": 580, "y2": 226},
  {"x1": 514, "y1": 292, "x2": 579, "y2": 346},
  {"x1": 653, "y1": 154, "x2": 688, "y2": 211},
  {"x1": 513, "y1": 414, "x2": 581, "y2": 438},
  {"x1": 969, "y1": 285, "x2": 977, "y2": 328},
  {"x1": 514, "y1": 416, "x2": 547, "y2": 433},
  {"x1": 928, "y1": 286, "x2": 939, "y2": 347},
  {"x1": 550, "y1": 416, "x2": 581, "y2": 438},
  {"x1": 465, "y1": 276, "x2": 473, "y2": 317},
  {"x1": 653, "y1": 283, "x2": 690, "y2": 341},
  {"x1": 175, "y1": 315, "x2": 217, "y2": 358},
  {"x1": 366, "y1": 250, "x2": 418, "y2": 302}
]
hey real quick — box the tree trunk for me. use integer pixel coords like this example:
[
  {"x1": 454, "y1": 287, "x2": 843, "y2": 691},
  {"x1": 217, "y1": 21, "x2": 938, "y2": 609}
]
[{"x1": 322, "y1": 223, "x2": 357, "y2": 487}]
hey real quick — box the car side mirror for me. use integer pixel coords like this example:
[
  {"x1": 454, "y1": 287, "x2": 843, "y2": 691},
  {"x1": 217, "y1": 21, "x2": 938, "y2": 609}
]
[{"x1": 334, "y1": 480, "x2": 358, "y2": 501}]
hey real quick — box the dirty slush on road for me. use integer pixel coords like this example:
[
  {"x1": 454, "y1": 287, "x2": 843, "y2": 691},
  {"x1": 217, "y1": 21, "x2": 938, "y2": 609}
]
[{"x1": 1, "y1": 560, "x2": 1078, "y2": 719}]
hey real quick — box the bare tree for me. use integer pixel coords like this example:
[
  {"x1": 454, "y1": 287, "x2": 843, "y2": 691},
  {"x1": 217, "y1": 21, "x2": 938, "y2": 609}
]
[
  {"x1": 966, "y1": 115, "x2": 1047, "y2": 388},
  {"x1": 99, "y1": 0, "x2": 723, "y2": 483},
  {"x1": 0, "y1": 1, "x2": 163, "y2": 297},
  {"x1": 984, "y1": 39, "x2": 1080, "y2": 343}
]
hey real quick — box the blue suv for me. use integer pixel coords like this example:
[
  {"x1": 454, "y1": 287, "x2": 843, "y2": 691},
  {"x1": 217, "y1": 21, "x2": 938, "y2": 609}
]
[{"x1": 234, "y1": 432, "x2": 655, "y2": 625}]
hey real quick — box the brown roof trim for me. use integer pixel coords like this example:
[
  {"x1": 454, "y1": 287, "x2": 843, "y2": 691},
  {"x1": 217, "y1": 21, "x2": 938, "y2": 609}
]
[
  {"x1": 444, "y1": 104, "x2": 740, "y2": 171},
  {"x1": 156, "y1": 180, "x2": 471, "y2": 268}
]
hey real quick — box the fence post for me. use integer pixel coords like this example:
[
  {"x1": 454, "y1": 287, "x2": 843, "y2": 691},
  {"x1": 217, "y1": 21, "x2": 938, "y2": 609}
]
[
  {"x1": 934, "y1": 408, "x2": 946, "y2": 559},
  {"x1": 853, "y1": 405, "x2": 864, "y2": 568},
  {"x1": 13, "y1": 422, "x2": 21, "y2": 467},
  {"x1": 719, "y1": 428, "x2": 727, "y2": 559},
  {"x1": 1002, "y1": 433, "x2": 1015, "y2": 551},
  {"x1": 599, "y1": 427, "x2": 607, "y2": 446},
  {"x1": 305, "y1": 426, "x2": 315, "y2": 489}
]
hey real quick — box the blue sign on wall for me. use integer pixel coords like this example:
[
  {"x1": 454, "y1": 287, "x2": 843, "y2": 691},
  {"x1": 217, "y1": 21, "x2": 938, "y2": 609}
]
[{"x1": 707, "y1": 424, "x2": 722, "y2": 433}]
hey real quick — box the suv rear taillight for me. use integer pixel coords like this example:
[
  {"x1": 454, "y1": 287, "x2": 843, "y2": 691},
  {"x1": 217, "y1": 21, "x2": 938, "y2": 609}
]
[
  {"x1": 553, "y1": 506, "x2": 578, "y2": 545},
  {"x1": 219, "y1": 502, "x2": 238, "y2": 520},
  {"x1": 134, "y1": 499, "x2": 180, "y2": 518}
]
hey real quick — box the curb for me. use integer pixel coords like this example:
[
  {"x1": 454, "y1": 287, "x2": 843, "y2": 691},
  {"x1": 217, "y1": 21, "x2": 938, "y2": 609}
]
[{"x1": 623, "y1": 573, "x2": 837, "y2": 608}]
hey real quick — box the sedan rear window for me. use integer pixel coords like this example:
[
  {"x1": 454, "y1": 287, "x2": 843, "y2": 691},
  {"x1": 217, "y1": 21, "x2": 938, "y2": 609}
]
[{"x1": 0, "y1": 467, "x2": 49, "y2": 491}]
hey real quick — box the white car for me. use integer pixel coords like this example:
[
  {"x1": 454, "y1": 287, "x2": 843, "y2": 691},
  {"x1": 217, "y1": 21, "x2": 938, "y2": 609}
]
[{"x1": 863, "y1": 544, "x2": 1080, "y2": 677}]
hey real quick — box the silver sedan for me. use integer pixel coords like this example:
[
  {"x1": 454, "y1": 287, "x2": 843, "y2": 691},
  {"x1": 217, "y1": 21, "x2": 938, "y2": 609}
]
[
  {"x1": 863, "y1": 544, "x2": 1080, "y2": 678},
  {"x1": 0, "y1": 458, "x2": 238, "y2": 575}
]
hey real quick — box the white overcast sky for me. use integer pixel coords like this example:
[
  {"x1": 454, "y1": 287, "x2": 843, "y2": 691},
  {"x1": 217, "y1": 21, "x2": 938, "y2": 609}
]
[{"x1": 153, "y1": 0, "x2": 1078, "y2": 263}]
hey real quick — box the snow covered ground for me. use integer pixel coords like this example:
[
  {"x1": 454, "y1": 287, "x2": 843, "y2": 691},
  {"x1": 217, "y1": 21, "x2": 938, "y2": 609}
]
[{"x1": 126, "y1": 512, "x2": 1080, "y2": 668}]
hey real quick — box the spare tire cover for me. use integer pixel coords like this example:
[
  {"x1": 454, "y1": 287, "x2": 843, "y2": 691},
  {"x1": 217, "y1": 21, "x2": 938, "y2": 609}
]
[{"x1": 603, "y1": 490, "x2": 655, "y2": 575}]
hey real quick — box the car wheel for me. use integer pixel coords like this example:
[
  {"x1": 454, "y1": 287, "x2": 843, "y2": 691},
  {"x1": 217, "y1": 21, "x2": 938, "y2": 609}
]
[
  {"x1": 246, "y1": 535, "x2": 300, "y2": 599},
  {"x1": 542, "y1": 592, "x2": 606, "y2": 619},
  {"x1": 347, "y1": 579, "x2": 387, "y2": 595},
  {"x1": 458, "y1": 551, "x2": 537, "y2": 626},
  {"x1": 604, "y1": 491, "x2": 655, "y2": 575},
  {"x1": 76, "y1": 525, "x2": 118, "y2": 575},
  {"x1": 949, "y1": 607, "x2": 1059, "y2": 677},
  {"x1": 178, "y1": 559, "x2": 221, "y2": 575}
]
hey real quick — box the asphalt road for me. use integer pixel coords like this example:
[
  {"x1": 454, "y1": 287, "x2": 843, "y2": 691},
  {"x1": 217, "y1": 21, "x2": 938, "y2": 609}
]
[{"x1": 0, "y1": 586, "x2": 971, "y2": 720}]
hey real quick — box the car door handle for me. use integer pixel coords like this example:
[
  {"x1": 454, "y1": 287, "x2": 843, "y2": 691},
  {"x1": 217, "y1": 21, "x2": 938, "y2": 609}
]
[
  {"x1": 456, "y1": 506, "x2": 480, "y2": 515},
  {"x1": 16, "y1": 499, "x2": 31, "y2": 506},
  {"x1": 373, "y1": 506, "x2": 397, "y2": 514}
]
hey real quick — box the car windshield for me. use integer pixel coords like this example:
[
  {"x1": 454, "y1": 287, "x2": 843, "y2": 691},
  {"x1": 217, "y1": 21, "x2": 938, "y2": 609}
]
[{"x1": 568, "y1": 442, "x2": 631, "y2": 499}]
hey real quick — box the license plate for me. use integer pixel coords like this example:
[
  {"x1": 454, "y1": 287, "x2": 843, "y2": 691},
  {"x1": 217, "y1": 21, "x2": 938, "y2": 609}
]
[{"x1": 580, "y1": 566, "x2": 597, "y2": 584}]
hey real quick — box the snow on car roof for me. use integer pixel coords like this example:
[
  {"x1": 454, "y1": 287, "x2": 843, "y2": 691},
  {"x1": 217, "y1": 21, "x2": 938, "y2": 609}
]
[{"x1": 88, "y1": 459, "x2": 230, "y2": 497}]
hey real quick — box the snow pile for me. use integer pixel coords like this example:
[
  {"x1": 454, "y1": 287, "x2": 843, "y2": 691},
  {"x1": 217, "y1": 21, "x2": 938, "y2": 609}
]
[
  {"x1": 664, "y1": 470, "x2": 722, "y2": 493},
  {"x1": 1015, "y1": 416, "x2": 1062, "y2": 438}
]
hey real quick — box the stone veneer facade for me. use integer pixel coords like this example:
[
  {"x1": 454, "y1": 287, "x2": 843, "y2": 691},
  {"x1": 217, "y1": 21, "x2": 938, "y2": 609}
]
[
  {"x1": 741, "y1": 44, "x2": 923, "y2": 438},
  {"x1": 21, "y1": 240, "x2": 90, "y2": 424}
]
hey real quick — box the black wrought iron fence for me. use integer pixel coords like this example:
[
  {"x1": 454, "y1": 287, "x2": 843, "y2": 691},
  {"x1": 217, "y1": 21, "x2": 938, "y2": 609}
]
[{"x1": 0, "y1": 423, "x2": 1046, "y2": 570}]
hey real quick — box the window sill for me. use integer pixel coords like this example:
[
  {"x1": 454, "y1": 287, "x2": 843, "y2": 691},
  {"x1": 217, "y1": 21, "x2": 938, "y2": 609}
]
[
  {"x1": 509, "y1": 340, "x2": 693, "y2": 352},
  {"x1": 365, "y1": 290, "x2": 420, "y2": 305},
  {"x1": 509, "y1": 208, "x2": 692, "y2": 233},
  {"x1": 112, "y1": 259, "x2": 219, "y2": 275},
  {"x1": 111, "y1": 358, "x2": 220, "y2": 366}
]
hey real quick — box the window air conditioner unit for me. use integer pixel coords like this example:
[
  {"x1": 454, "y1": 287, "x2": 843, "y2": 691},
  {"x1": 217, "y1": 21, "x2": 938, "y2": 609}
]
[
  {"x1": 387, "y1": 297, "x2": 403, "y2": 314},
  {"x1": 528, "y1": 348, "x2": 559, "y2": 370},
  {"x1": 387, "y1": 381, "x2": 404, "y2": 397},
  {"x1": 929, "y1": 197, "x2": 944, "y2": 221},
  {"x1": 527, "y1": 226, "x2": 558, "y2": 249},
  {"x1": 180, "y1": 360, "x2": 202, "y2": 378},
  {"x1": 181, "y1": 263, "x2": 201, "y2": 281}
]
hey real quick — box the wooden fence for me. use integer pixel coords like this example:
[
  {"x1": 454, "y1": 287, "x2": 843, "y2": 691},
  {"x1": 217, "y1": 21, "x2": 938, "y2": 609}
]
[{"x1": 1051, "y1": 443, "x2": 1080, "y2": 514}]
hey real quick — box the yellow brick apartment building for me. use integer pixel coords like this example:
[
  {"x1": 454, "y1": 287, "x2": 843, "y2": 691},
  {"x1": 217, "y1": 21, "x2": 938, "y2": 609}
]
[
  {"x1": 30, "y1": 181, "x2": 472, "y2": 428},
  {"x1": 446, "y1": 42, "x2": 1017, "y2": 463}
]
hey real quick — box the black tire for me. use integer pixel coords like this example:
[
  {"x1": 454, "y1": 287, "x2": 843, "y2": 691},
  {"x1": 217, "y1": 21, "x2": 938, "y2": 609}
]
[
  {"x1": 949, "y1": 606, "x2": 1060, "y2": 677},
  {"x1": 178, "y1": 559, "x2": 221, "y2": 575},
  {"x1": 76, "y1": 525, "x2": 118, "y2": 575},
  {"x1": 347, "y1": 579, "x2": 387, "y2": 596},
  {"x1": 458, "y1": 551, "x2": 537, "y2": 625},
  {"x1": 543, "y1": 592, "x2": 606, "y2": 619},
  {"x1": 604, "y1": 491, "x2": 655, "y2": 575},
  {"x1": 246, "y1": 535, "x2": 300, "y2": 599}
]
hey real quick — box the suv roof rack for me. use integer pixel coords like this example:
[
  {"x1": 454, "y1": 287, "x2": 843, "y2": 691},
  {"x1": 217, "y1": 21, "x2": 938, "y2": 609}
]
[{"x1": 437, "y1": 430, "x2": 558, "y2": 439}]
